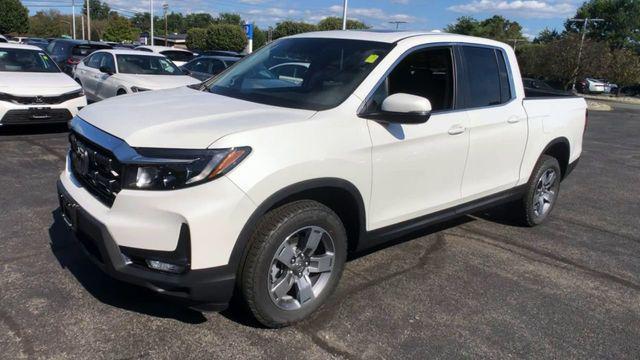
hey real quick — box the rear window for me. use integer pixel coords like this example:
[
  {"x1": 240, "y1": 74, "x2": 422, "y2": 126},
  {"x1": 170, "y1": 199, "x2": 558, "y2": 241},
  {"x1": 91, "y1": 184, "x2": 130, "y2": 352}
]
[
  {"x1": 460, "y1": 46, "x2": 501, "y2": 108},
  {"x1": 160, "y1": 50, "x2": 194, "y2": 63},
  {"x1": 72, "y1": 44, "x2": 110, "y2": 57}
]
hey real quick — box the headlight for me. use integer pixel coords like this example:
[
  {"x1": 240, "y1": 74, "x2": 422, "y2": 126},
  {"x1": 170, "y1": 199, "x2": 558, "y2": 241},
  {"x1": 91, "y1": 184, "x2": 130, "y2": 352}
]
[
  {"x1": 131, "y1": 86, "x2": 150, "y2": 93},
  {"x1": 122, "y1": 147, "x2": 251, "y2": 190},
  {"x1": 0, "y1": 92, "x2": 11, "y2": 102}
]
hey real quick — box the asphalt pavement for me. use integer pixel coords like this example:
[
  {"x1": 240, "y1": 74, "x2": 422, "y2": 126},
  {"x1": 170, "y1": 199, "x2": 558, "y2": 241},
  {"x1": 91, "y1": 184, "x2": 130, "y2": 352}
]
[{"x1": 1, "y1": 103, "x2": 639, "y2": 359}]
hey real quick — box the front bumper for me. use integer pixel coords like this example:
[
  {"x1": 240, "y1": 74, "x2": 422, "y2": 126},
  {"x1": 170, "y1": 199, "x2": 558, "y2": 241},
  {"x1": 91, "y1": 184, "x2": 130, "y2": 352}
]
[
  {"x1": 57, "y1": 179, "x2": 237, "y2": 309},
  {"x1": 0, "y1": 97, "x2": 86, "y2": 125}
]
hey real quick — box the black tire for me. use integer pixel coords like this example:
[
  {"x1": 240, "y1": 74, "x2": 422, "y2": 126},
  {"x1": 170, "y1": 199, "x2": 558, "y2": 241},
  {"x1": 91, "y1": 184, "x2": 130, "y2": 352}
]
[
  {"x1": 240, "y1": 200, "x2": 347, "y2": 328},
  {"x1": 116, "y1": 89, "x2": 127, "y2": 96},
  {"x1": 514, "y1": 155, "x2": 562, "y2": 227}
]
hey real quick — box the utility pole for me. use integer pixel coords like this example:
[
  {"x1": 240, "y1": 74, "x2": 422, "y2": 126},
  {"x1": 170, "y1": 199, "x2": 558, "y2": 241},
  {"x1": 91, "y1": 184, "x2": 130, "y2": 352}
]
[
  {"x1": 86, "y1": 0, "x2": 91, "y2": 41},
  {"x1": 569, "y1": 18, "x2": 604, "y2": 90},
  {"x1": 388, "y1": 21, "x2": 407, "y2": 30},
  {"x1": 72, "y1": 0, "x2": 76, "y2": 39},
  {"x1": 267, "y1": 26, "x2": 273, "y2": 43},
  {"x1": 507, "y1": 38, "x2": 525, "y2": 51},
  {"x1": 163, "y1": 2, "x2": 168, "y2": 46},
  {"x1": 341, "y1": 0, "x2": 348, "y2": 30},
  {"x1": 81, "y1": 15, "x2": 85, "y2": 40},
  {"x1": 150, "y1": 0, "x2": 154, "y2": 45}
]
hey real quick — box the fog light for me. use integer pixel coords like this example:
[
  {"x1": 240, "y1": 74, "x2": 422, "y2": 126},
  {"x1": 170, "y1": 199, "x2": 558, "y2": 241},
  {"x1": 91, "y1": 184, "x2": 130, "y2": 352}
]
[
  {"x1": 146, "y1": 259, "x2": 185, "y2": 274},
  {"x1": 121, "y1": 253, "x2": 133, "y2": 265}
]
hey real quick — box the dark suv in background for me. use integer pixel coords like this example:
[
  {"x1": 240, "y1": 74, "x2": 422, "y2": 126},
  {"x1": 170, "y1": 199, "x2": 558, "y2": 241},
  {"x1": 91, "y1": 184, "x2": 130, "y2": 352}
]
[{"x1": 46, "y1": 39, "x2": 112, "y2": 75}]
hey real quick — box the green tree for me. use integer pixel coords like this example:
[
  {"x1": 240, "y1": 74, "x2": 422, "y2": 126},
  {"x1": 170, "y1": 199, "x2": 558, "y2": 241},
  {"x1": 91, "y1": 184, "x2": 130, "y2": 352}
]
[
  {"x1": 273, "y1": 21, "x2": 317, "y2": 39},
  {"x1": 29, "y1": 9, "x2": 70, "y2": 37},
  {"x1": 185, "y1": 27, "x2": 207, "y2": 50},
  {"x1": 445, "y1": 15, "x2": 524, "y2": 43},
  {"x1": 82, "y1": 0, "x2": 111, "y2": 21},
  {"x1": 103, "y1": 15, "x2": 139, "y2": 42},
  {"x1": 607, "y1": 47, "x2": 640, "y2": 91},
  {"x1": 564, "y1": 0, "x2": 640, "y2": 49},
  {"x1": 215, "y1": 13, "x2": 242, "y2": 26},
  {"x1": 533, "y1": 28, "x2": 562, "y2": 44},
  {"x1": 0, "y1": 0, "x2": 29, "y2": 34},
  {"x1": 317, "y1": 16, "x2": 369, "y2": 30},
  {"x1": 205, "y1": 24, "x2": 247, "y2": 52},
  {"x1": 253, "y1": 25, "x2": 267, "y2": 49},
  {"x1": 185, "y1": 13, "x2": 214, "y2": 29},
  {"x1": 166, "y1": 12, "x2": 186, "y2": 34}
]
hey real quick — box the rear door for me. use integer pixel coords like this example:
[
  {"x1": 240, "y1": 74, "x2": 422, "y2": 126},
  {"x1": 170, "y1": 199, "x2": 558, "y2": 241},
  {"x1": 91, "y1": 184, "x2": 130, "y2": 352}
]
[
  {"x1": 94, "y1": 53, "x2": 117, "y2": 100},
  {"x1": 79, "y1": 52, "x2": 103, "y2": 100},
  {"x1": 458, "y1": 45, "x2": 527, "y2": 200}
]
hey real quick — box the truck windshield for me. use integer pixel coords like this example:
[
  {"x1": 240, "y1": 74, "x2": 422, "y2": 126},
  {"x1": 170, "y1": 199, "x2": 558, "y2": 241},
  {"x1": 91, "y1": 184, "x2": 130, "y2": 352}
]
[
  {"x1": 0, "y1": 48, "x2": 60, "y2": 72},
  {"x1": 204, "y1": 38, "x2": 393, "y2": 111},
  {"x1": 116, "y1": 54, "x2": 182, "y2": 75}
]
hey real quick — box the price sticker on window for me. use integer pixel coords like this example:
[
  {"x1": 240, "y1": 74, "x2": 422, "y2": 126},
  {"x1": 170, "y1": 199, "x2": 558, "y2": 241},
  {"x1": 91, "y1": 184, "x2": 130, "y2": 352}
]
[{"x1": 364, "y1": 54, "x2": 379, "y2": 64}]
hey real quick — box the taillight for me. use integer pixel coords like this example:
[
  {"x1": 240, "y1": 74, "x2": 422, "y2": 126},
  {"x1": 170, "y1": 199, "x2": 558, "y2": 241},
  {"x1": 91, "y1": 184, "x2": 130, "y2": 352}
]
[{"x1": 66, "y1": 57, "x2": 80, "y2": 65}]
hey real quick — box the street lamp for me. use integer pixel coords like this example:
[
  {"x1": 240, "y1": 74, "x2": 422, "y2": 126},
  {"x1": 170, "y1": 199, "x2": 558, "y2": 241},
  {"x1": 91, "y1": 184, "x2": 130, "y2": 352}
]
[
  {"x1": 568, "y1": 18, "x2": 604, "y2": 90},
  {"x1": 150, "y1": 0, "x2": 154, "y2": 45},
  {"x1": 341, "y1": 0, "x2": 348, "y2": 30},
  {"x1": 163, "y1": 3, "x2": 168, "y2": 46}
]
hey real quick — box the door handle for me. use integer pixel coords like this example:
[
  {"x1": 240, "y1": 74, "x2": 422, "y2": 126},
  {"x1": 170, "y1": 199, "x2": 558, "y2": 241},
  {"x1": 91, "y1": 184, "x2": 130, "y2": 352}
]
[
  {"x1": 507, "y1": 117, "x2": 521, "y2": 124},
  {"x1": 448, "y1": 125, "x2": 466, "y2": 135}
]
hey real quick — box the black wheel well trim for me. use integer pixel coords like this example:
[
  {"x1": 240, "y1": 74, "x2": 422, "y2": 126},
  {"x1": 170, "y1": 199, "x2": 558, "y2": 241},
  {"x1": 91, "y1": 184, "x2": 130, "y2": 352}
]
[
  {"x1": 540, "y1": 136, "x2": 571, "y2": 179},
  {"x1": 229, "y1": 178, "x2": 367, "y2": 278}
]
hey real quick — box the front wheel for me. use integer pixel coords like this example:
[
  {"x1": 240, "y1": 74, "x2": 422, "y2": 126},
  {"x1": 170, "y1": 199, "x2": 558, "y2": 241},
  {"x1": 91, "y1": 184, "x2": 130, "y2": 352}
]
[
  {"x1": 515, "y1": 155, "x2": 562, "y2": 226},
  {"x1": 240, "y1": 200, "x2": 347, "y2": 328}
]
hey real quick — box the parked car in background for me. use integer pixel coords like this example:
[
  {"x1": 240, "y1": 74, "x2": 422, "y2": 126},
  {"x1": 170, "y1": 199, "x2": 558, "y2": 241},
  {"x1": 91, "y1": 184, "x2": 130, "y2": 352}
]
[
  {"x1": 180, "y1": 55, "x2": 239, "y2": 81},
  {"x1": 25, "y1": 38, "x2": 49, "y2": 50},
  {"x1": 195, "y1": 50, "x2": 243, "y2": 58},
  {"x1": 47, "y1": 39, "x2": 112, "y2": 75},
  {"x1": 134, "y1": 45, "x2": 195, "y2": 66},
  {"x1": 10, "y1": 37, "x2": 29, "y2": 44},
  {"x1": 73, "y1": 49, "x2": 200, "y2": 101},
  {"x1": 0, "y1": 43, "x2": 86, "y2": 126},
  {"x1": 57, "y1": 31, "x2": 586, "y2": 328},
  {"x1": 523, "y1": 77, "x2": 571, "y2": 97},
  {"x1": 621, "y1": 84, "x2": 640, "y2": 97},
  {"x1": 577, "y1": 78, "x2": 617, "y2": 94},
  {"x1": 0, "y1": 35, "x2": 7, "y2": 43}
]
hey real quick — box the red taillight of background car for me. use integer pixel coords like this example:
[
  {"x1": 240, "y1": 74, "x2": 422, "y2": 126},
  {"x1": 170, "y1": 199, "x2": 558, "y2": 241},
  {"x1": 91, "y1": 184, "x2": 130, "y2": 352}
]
[{"x1": 66, "y1": 57, "x2": 80, "y2": 65}]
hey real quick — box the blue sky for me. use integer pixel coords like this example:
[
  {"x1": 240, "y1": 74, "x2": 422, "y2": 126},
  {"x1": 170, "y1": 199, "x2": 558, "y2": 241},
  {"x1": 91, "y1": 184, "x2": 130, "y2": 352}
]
[{"x1": 24, "y1": 0, "x2": 584, "y2": 39}]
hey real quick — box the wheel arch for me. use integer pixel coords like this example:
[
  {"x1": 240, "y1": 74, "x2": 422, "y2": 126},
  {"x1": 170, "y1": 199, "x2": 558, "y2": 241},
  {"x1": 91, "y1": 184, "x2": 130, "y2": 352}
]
[
  {"x1": 230, "y1": 178, "x2": 366, "y2": 277},
  {"x1": 540, "y1": 137, "x2": 571, "y2": 179}
]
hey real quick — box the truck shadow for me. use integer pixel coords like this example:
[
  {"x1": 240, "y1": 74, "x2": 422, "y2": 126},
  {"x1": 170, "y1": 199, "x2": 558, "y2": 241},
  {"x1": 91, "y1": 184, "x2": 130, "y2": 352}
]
[{"x1": 48, "y1": 209, "x2": 207, "y2": 324}]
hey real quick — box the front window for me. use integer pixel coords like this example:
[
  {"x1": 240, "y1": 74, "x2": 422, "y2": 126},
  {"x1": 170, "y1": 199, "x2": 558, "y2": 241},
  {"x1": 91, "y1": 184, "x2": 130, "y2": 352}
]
[
  {"x1": 0, "y1": 48, "x2": 60, "y2": 73},
  {"x1": 204, "y1": 38, "x2": 393, "y2": 111},
  {"x1": 116, "y1": 54, "x2": 183, "y2": 75}
]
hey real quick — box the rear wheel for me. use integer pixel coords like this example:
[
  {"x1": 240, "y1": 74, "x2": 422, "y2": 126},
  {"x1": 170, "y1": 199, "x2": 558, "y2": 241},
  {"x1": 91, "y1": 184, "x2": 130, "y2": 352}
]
[
  {"x1": 116, "y1": 89, "x2": 127, "y2": 96},
  {"x1": 240, "y1": 200, "x2": 347, "y2": 328},
  {"x1": 514, "y1": 155, "x2": 561, "y2": 226}
]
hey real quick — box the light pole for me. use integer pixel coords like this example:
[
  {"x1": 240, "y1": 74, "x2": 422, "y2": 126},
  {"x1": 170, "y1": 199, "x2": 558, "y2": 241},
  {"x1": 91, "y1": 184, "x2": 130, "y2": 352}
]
[
  {"x1": 72, "y1": 0, "x2": 76, "y2": 39},
  {"x1": 86, "y1": 0, "x2": 91, "y2": 41},
  {"x1": 569, "y1": 18, "x2": 604, "y2": 90},
  {"x1": 163, "y1": 2, "x2": 168, "y2": 46},
  {"x1": 341, "y1": 0, "x2": 348, "y2": 30},
  {"x1": 507, "y1": 38, "x2": 525, "y2": 51},
  {"x1": 388, "y1": 21, "x2": 407, "y2": 30},
  {"x1": 150, "y1": 0, "x2": 154, "y2": 45}
]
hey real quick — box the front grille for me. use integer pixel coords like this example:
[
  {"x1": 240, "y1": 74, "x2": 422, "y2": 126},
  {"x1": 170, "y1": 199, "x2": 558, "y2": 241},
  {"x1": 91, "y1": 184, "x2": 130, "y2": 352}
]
[
  {"x1": 0, "y1": 109, "x2": 72, "y2": 125},
  {"x1": 69, "y1": 132, "x2": 122, "y2": 206},
  {"x1": 0, "y1": 91, "x2": 82, "y2": 105}
]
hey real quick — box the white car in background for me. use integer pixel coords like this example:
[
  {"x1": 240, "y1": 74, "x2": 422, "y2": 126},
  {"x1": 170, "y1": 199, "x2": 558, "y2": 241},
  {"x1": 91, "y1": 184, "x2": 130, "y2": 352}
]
[
  {"x1": 0, "y1": 43, "x2": 86, "y2": 126},
  {"x1": 73, "y1": 49, "x2": 200, "y2": 102},
  {"x1": 134, "y1": 45, "x2": 195, "y2": 67}
]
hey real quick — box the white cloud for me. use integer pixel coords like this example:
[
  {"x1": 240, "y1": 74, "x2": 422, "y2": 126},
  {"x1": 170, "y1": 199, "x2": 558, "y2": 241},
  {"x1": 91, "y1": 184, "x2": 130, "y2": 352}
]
[
  {"x1": 327, "y1": 5, "x2": 416, "y2": 22},
  {"x1": 391, "y1": 0, "x2": 410, "y2": 4},
  {"x1": 447, "y1": 0, "x2": 576, "y2": 19},
  {"x1": 238, "y1": 0, "x2": 269, "y2": 4}
]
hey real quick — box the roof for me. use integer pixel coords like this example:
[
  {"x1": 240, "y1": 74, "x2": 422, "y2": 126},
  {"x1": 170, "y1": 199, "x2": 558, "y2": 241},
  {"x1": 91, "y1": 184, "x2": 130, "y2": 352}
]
[
  {"x1": 136, "y1": 45, "x2": 192, "y2": 53},
  {"x1": 0, "y1": 42, "x2": 43, "y2": 51},
  {"x1": 194, "y1": 55, "x2": 241, "y2": 62},
  {"x1": 288, "y1": 30, "x2": 506, "y2": 47},
  {"x1": 95, "y1": 49, "x2": 165, "y2": 57}
]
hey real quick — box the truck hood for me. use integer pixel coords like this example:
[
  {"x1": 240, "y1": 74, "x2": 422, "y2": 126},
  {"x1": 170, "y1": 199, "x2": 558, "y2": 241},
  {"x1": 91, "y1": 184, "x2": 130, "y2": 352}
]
[
  {"x1": 0, "y1": 72, "x2": 81, "y2": 96},
  {"x1": 113, "y1": 74, "x2": 201, "y2": 90},
  {"x1": 78, "y1": 86, "x2": 317, "y2": 149}
]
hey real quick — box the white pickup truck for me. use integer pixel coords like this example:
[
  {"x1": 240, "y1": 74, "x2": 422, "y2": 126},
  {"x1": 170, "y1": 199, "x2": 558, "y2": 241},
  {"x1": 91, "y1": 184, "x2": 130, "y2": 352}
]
[{"x1": 57, "y1": 31, "x2": 586, "y2": 327}]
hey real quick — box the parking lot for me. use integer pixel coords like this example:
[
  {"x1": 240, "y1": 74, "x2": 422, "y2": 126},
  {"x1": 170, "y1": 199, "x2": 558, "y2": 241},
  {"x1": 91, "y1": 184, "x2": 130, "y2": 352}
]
[{"x1": 0, "y1": 103, "x2": 639, "y2": 359}]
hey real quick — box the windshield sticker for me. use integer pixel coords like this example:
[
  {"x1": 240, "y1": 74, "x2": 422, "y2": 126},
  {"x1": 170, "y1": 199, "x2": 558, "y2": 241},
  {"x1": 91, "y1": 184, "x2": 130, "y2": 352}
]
[{"x1": 364, "y1": 54, "x2": 379, "y2": 64}]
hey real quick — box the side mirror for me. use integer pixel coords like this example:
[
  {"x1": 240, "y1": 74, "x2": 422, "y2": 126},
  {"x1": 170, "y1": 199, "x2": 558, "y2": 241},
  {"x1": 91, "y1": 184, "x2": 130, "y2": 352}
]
[
  {"x1": 361, "y1": 93, "x2": 432, "y2": 124},
  {"x1": 99, "y1": 66, "x2": 113, "y2": 75}
]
